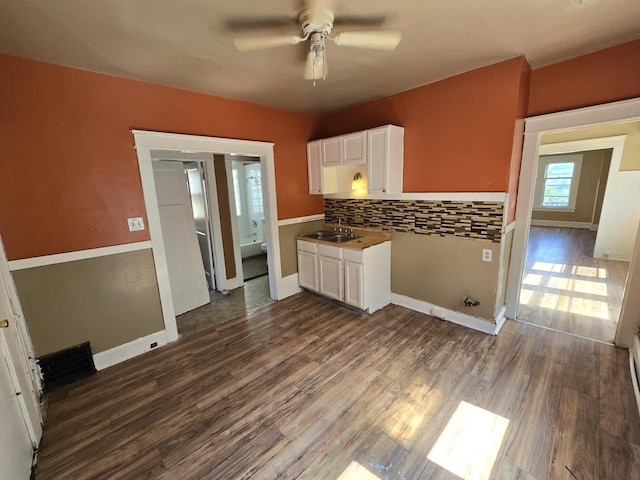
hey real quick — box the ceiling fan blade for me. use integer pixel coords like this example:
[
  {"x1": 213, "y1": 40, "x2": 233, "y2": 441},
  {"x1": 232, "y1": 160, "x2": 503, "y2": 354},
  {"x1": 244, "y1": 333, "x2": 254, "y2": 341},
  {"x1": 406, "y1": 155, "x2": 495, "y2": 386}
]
[
  {"x1": 333, "y1": 30, "x2": 402, "y2": 50},
  {"x1": 225, "y1": 15, "x2": 296, "y2": 31},
  {"x1": 232, "y1": 35, "x2": 303, "y2": 52},
  {"x1": 304, "y1": 50, "x2": 328, "y2": 80}
]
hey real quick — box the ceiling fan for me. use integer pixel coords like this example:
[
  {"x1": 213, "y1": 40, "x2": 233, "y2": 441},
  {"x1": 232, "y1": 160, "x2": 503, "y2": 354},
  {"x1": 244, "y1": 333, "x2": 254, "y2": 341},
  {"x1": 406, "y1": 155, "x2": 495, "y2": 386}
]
[{"x1": 231, "y1": 0, "x2": 402, "y2": 82}]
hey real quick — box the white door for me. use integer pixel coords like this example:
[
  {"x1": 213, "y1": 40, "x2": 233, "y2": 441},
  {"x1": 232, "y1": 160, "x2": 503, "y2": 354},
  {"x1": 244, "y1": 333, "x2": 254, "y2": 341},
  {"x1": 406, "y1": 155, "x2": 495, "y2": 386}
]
[
  {"x1": 593, "y1": 149, "x2": 640, "y2": 261},
  {"x1": 0, "y1": 340, "x2": 33, "y2": 479},
  {"x1": 1, "y1": 238, "x2": 40, "y2": 478},
  {"x1": 153, "y1": 160, "x2": 210, "y2": 315}
]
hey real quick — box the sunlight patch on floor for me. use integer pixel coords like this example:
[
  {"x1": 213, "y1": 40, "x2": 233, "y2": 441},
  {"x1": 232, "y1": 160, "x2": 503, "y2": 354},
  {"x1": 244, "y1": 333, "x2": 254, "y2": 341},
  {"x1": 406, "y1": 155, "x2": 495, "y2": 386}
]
[
  {"x1": 572, "y1": 265, "x2": 608, "y2": 279},
  {"x1": 336, "y1": 461, "x2": 381, "y2": 480},
  {"x1": 427, "y1": 401, "x2": 509, "y2": 480},
  {"x1": 519, "y1": 288, "x2": 535, "y2": 305},
  {"x1": 531, "y1": 261, "x2": 565, "y2": 273},
  {"x1": 522, "y1": 290, "x2": 610, "y2": 320},
  {"x1": 522, "y1": 273, "x2": 543, "y2": 286},
  {"x1": 546, "y1": 277, "x2": 608, "y2": 296}
]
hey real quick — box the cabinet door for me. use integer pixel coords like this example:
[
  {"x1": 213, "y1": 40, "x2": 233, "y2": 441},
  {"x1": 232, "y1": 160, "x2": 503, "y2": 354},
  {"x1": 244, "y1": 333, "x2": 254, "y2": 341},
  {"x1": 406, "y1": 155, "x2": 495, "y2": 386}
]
[
  {"x1": 322, "y1": 137, "x2": 343, "y2": 166},
  {"x1": 307, "y1": 140, "x2": 323, "y2": 194},
  {"x1": 342, "y1": 131, "x2": 366, "y2": 164},
  {"x1": 344, "y1": 260, "x2": 364, "y2": 309},
  {"x1": 318, "y1": 256, "x2": 343, "y2": 301},
  {"x1": 367, "y1": 127, "x2": 387, "y2": 193},
  {"x1": 298, "y1": 250, "x2": 318, "y2": 292}
]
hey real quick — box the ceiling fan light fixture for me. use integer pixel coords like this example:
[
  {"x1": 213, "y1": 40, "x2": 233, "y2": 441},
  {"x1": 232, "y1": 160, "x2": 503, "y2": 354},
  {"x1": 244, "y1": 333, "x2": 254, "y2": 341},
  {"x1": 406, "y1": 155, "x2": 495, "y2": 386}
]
[{"x1": 313, "y1": 51, "x2": 324, "y2": 68}]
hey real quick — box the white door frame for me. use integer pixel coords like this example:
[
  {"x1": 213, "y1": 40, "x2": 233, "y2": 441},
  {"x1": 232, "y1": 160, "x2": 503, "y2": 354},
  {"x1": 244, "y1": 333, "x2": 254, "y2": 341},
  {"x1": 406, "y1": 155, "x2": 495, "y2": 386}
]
[
  {"x1": 505, "y1": 97, "x2": 640, "y2": 344},
  {"x1": 133, "y1": 130, "x2": 284, "y2": 342}
]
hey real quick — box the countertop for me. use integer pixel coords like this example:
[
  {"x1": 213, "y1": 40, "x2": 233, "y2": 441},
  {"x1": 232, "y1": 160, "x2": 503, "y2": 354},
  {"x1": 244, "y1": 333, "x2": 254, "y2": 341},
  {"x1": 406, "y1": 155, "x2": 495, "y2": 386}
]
[{"x1": 296, "y1": 227, "x2": 390, "y2": 251}]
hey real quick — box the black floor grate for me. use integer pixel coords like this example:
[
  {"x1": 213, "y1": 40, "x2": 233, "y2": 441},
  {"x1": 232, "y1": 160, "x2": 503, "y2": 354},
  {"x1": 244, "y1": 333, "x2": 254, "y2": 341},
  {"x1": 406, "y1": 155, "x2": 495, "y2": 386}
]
[{"x1": 38, "y1": 342, "x2": 96, "y2": 392}]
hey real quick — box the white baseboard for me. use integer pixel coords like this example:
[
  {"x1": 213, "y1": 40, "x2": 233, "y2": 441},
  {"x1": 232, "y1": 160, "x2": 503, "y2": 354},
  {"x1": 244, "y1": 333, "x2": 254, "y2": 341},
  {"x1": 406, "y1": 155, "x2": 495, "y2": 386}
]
[
  {"x1": 494, "y1": 305, "x2": 507, "y2": 335},
  {"x1": 277, "y1": 273, "x2": 303, "y2": 300},
  {"x1": 390, "y1": 293, "x2": 502, "y2": 335},
  {"x1": 530, "y1": 219, "x2": 595, "y2": 229},
  {"x1": 93, "y1": 331, "x2": 168, "y2": 371}
]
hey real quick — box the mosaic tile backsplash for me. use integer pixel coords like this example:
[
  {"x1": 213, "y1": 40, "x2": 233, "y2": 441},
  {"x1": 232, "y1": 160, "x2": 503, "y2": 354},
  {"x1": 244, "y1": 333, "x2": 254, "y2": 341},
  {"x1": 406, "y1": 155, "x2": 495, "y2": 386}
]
[{"x1": 324, "y1": 199, "x2": 504, "y2": 243}]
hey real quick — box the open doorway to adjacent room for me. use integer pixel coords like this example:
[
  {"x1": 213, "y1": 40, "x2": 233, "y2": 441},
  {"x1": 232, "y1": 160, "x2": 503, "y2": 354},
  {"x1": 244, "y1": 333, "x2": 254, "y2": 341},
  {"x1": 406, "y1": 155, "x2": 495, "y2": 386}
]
[
  {"x1": 515, "y1": 122, "x2": 640, "y2": 343},
  {"x1": 172, "y1": 154, "x2": 273, "y2": 338},
  {"x1": 134, "y1": 132, "x2": 280, "y2": 342}
]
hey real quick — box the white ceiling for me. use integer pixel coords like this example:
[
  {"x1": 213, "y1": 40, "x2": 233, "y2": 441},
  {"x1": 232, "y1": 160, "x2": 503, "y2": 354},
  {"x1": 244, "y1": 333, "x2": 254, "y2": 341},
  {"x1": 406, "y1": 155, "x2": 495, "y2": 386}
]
[{"x1": 1, "y1": 0, "x2": 639, "y2": 114}]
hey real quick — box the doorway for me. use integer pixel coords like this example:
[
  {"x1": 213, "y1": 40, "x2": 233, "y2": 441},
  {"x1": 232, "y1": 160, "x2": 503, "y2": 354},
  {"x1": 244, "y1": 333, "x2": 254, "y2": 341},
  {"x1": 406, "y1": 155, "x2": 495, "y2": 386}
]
[
  {"x1": 516, "y1": 133, "x2": 640, "y2": 343},
  {"x1": 506, "y1": 99, "x2": 640, "y2": 346},
  {"x1": 134, "y1": 131, "x2": 284, "y2": 343}
]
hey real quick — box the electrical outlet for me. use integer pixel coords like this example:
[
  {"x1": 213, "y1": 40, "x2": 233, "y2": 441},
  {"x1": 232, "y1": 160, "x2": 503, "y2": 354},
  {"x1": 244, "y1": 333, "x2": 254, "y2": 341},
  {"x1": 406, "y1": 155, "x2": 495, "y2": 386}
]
[
  {"x1": 150, "y1": 342, "x2": 158, "y2": 349},
  {"x1": 482, "y1": 249, "x2": 493, "y2": 262},
  {"x1": 128, "y1": 217, "x2": 145, "y2": 231}
]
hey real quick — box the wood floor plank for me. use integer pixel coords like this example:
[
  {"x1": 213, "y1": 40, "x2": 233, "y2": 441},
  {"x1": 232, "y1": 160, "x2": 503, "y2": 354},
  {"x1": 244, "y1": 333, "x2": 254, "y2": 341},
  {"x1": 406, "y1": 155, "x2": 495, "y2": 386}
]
[
  {"x1": 548, "y1": 387, "x2": 600, "y2": 480},
  {"x1": 34, "y1": 293, "x2": 640, "y2": 479}
]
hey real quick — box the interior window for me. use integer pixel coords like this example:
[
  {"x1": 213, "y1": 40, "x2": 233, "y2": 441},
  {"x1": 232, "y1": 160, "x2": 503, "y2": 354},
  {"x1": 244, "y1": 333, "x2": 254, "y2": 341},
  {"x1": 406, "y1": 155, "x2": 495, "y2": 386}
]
[{"x1": 534, "y1": 154, "x2": 583, "y2": 211}]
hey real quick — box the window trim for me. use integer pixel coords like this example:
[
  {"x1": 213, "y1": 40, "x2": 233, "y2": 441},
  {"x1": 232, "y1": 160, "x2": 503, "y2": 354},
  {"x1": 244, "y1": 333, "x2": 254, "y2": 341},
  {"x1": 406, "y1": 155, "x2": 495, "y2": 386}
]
[{"x1": 533, "y1": 153, "x2": 583, "y2": 212}]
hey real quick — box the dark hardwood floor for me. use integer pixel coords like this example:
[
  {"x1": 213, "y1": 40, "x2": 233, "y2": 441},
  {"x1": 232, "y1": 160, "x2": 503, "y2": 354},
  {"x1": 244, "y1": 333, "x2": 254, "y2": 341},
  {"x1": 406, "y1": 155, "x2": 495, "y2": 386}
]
[
  {"x1": 518, "y1": 226, "x2": 630, "y2": 343},
  {"x1": 176, "y1": 275, "x2": 272, "y2": 338},
  {"x1": 36, "y1": 292, "x2": 640, "y2": 479}
]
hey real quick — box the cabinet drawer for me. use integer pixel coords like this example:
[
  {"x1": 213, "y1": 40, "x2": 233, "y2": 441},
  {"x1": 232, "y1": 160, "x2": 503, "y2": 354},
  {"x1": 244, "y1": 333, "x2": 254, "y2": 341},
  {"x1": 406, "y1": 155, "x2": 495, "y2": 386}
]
[
  {"x1": 297, "y1": 239, "x2": 318, "y2": 253},
  {"x1": 343, "y1": 248, "x2": 363, "y2": 263},
  {"x1": 318, "y1": 243, "x2": 343, "y2": 259}
]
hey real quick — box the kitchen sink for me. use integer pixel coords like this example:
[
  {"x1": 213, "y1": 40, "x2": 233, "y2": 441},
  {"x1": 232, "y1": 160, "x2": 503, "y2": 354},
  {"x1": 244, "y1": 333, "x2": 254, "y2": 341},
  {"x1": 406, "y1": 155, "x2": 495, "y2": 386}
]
[
  {"x1": 301, "y1": 231, "x2": 336, "y2": 240},
  {"x1": 301, "y1": 231, "x2": 362, "y2": 243},
  {"x1": 325, "y1": 234, "x2": 362, "y2": 243}
]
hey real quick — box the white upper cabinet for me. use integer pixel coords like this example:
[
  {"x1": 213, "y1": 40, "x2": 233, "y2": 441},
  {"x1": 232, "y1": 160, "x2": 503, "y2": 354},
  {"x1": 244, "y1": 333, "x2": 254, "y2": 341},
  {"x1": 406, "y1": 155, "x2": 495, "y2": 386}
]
[
  {"x1": 342, "y1": 131, "x2": 367, "y2": 164},
  {"x1": 307, "y1": 140, "x2": 323, "y2": 195},
  {"x1": 307, "y1": 124, "x2": 403, "y2": 195},
  {"x1": 321, "y1": 136, "x2": 343, "y2": 166},
  {"x1": 367, "y1": 125, "x2": 404, "y2": 194}
]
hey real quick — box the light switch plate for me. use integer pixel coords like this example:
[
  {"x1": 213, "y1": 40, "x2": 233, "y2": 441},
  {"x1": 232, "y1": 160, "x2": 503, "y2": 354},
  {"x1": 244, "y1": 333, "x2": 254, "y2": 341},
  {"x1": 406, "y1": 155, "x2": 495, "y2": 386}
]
[
  {"x1": 128, "y1": 217, "x2": 145, "y2": 231},
  {"x1": 482, "y1": 249, "x2": 492, "y2": 262}
]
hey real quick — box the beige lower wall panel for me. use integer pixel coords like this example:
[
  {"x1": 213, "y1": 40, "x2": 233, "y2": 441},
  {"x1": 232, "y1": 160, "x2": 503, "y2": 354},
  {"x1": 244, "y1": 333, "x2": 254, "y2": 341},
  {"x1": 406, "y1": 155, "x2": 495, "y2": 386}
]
[
  {"x1": 279, "y1": 220, "x2": 326, "y2": 277},
  {"x1": 12, "y1": 249, "x2": 164, "y2": 357},
  {"x1": 391, "y1": 232, "x2": 500, "y2": 320}
]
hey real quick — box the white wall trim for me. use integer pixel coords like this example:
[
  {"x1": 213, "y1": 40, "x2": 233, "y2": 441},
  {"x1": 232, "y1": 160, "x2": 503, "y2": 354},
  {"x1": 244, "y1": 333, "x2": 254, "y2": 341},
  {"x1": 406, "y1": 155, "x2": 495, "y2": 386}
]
[
  {"x1": 324, "y1": 192, "x2": 507, "y2": 202},
  {"x1": 494, "y1": 305, "x2": 508, "y2": 335},
  {"x1": 530, "y1": 219, "x2": 595, "y2": 229},
  {"x1": 93, "y1": 331, "x2": 168, "y2": 371},
  {"x1": 390, "y1": 293, "x2": 502, "y2": 335},
  {"x1": 539, "y1": 135, "x2": 627, "y2": 155},
  {"x1": 277, "y1": 273, "x2": 303, "y2": 300},
  {"x1": 278, "y1": 214, "x2": 325, "y2": 226},
  {"x1": 504, "y1": 221, "x2": 516, "y2": 233},
  {"x1": 132, "y1": 130, "x2": 274, "y2": 154},
  {"x1": 7, "y1": 241, "x2": 152, "y2": 271},
  {"x1": 524, "y1": 98, "x2": 640, "y2": 134},
  {"x1": 505, "y1": 96, "x2": 640, "y2": 335}
]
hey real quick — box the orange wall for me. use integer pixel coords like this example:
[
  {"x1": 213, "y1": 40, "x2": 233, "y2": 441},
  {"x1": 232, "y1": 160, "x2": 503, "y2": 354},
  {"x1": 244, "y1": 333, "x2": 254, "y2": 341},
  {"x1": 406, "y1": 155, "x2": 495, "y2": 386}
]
[
  {"x1": 0, "y1": 55, "x2": 321, "y2": 260},
  {"x1": 315, "y1": 57, "x2": 529, "y2": 194},
  {"x1": 528, "y1": 39, "x2": 640, "y2": 117}
]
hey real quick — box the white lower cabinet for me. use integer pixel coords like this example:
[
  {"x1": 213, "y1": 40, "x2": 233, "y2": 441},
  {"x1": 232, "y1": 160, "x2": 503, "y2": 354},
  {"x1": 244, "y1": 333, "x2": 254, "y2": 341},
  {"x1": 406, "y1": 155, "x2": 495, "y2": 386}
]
[
  {"x1": 343, "y1": 260, "x2": 364, "y2": 309},
  {"x1": 297, "y1": 240, "x2": 318, "y2": 291},
  {"x1": 297, "y1": 239, "x2": 390, "y2": 313},
  {"x1": 319, "y1": 255, "x2": 343, "y2": 301}
]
